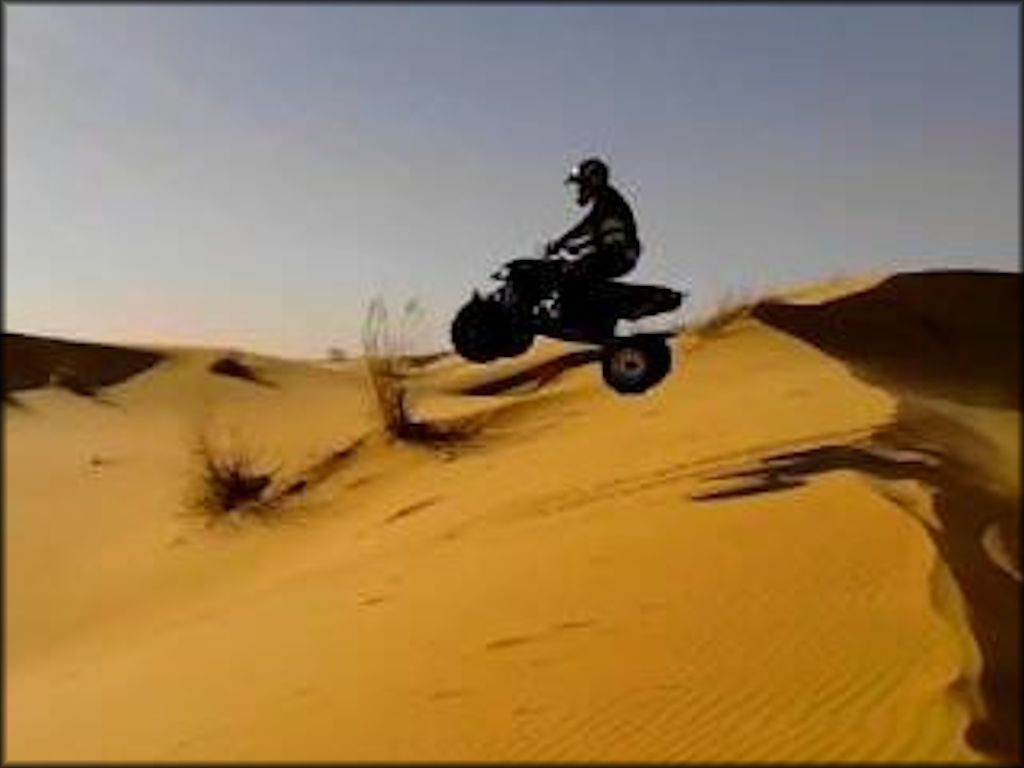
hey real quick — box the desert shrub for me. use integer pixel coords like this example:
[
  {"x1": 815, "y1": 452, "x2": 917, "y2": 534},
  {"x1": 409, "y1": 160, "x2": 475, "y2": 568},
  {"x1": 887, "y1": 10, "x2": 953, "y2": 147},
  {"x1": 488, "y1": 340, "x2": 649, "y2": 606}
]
[
  {"x1": 209, "y1": 353, "x2": 267, "y2": 384},
  {"x1": 362, "y1": 297, "x2": 417, "y2": 438},
  {"x1": 326, "y1": 346, "x2": 349, "y2": 362},
  {"x1": 190, "y1": 431, "x2": 280, "y2": 524},
  {"x1": 362, "y1": 297, "x2": 468, "y2": 445}
]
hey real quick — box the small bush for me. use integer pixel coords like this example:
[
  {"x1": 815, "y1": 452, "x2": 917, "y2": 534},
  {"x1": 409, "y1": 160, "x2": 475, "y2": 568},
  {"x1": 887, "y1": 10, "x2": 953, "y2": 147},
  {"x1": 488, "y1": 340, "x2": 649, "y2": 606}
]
[
  {"x1": 362, "y1": 298, "x2": 471, "y2": 446},
  {"x1": 191, "y1": 432, "x2": 279, "y2": 524},
  {"x1": 209, "y1": 354, "x2": 267, "y2": 385},
  {"x1": 362, "y1": 297, "x2": 419, "y2": 439}
]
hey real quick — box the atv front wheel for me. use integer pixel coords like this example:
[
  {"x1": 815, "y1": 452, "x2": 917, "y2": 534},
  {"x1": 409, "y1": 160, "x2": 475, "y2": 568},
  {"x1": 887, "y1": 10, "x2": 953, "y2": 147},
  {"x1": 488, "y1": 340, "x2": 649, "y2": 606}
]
[
  {"x1": 601, "y1": 336, "x2": 672, "y2": 395},
  {"x1": 451, "y1": 298, "x2": 503, "y2": 363},
  {"x1": 451, "y1": 297, "x2": 532, "y2": 363},
  {"x1": 499, "y1": 328, "x2": 534, "y2": 358}
]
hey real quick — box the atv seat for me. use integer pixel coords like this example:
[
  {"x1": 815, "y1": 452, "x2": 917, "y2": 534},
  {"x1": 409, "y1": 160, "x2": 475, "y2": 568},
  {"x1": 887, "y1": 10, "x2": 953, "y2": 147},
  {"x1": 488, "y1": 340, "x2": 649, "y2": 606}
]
[{"x1": 598, "y1": 282, "x2": 685, "y2": 321}]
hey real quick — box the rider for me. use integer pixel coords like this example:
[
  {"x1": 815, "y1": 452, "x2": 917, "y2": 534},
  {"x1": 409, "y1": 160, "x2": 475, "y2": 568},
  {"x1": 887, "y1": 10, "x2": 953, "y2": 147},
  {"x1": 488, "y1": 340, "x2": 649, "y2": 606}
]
[{"x1": 544, "y1": 157, "x2": 642, "y2": 324}]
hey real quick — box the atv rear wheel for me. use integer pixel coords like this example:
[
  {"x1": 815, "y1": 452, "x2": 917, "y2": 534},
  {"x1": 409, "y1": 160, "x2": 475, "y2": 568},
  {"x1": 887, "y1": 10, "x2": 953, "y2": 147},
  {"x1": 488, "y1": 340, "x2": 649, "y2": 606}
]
[{"x1": 601, "y1": 336, "x2": 672, "y2": 394}]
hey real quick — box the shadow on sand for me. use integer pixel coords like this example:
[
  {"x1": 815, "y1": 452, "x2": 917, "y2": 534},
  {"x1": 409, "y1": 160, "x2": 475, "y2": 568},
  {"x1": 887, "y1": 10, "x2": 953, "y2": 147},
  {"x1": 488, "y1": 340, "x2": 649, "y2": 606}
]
[
  {"x1": 459, "y1": 348, "x2": 603, "y2": 396},
  {"x1": 691, "y1": 423, "x2": 1019, "y2": 762}
]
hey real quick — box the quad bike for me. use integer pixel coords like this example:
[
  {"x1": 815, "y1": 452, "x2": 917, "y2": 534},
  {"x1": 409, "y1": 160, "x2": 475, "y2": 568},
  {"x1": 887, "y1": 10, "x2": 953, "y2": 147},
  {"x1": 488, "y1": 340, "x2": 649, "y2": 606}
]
[{"x1": 451, "y1": 246, "x2": 685, "y2": 394}]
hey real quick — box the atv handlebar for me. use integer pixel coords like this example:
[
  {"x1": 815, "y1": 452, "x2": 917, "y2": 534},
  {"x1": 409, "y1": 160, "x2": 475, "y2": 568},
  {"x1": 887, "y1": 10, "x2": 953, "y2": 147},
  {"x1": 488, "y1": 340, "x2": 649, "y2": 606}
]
[
  {"x1": 491, "y1": 255, "x2": 574, "y2": 281},
  {"x1": 540, "y1": 241, "x2": 591, "y2": 261}
]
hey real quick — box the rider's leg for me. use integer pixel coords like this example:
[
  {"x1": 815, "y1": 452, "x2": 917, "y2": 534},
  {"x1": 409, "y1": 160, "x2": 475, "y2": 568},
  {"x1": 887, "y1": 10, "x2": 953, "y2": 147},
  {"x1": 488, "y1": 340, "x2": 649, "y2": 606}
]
[{"x1": 559, "y1": 248, "x2": 635, "y2": 327}]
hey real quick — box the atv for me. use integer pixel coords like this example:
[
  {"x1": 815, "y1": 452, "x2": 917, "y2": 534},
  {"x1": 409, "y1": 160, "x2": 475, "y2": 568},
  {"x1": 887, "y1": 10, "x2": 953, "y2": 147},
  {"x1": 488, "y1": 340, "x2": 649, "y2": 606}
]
[{"x1": 451, "y1": 246, "x2": 685, "y2": 394}]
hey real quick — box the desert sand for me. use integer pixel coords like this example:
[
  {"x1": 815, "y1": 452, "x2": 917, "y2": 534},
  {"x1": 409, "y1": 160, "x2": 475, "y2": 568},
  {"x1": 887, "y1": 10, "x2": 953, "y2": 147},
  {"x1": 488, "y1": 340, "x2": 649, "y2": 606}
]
[{"x1": 4, "y1": 270, "x2": 1019, "y2": 762}]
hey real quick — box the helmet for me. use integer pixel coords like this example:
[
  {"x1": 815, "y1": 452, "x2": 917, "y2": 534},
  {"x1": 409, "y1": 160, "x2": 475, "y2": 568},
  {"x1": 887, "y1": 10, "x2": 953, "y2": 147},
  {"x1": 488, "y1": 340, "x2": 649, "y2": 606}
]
[
  {"x1": 565, "y1": 157, "x2": 609, "y2": 205},
  {"x1": 565, "y1": 157, "x2": 609, "y2": 187}
]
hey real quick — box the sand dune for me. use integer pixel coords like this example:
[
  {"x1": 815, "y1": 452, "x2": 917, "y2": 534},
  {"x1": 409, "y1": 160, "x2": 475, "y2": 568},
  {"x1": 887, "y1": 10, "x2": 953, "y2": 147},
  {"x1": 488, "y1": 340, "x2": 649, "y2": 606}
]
[
  {"x1": 4, "y1": 270, "x2": 1019, "y2": 762},
  {"x1": 5, "y1": 332, "x2": 164, "y2": 396},
  {"x1": 753, "y1": 270, "x2": 1021, "y2": 761},
  {"x1": 753, "y1": 270, "x2": 1020, "y2": 408}
]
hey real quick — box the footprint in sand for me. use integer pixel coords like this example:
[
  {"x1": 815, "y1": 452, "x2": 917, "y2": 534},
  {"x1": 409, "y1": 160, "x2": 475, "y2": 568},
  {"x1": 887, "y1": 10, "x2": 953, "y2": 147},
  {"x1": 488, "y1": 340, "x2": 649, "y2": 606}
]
[
  {"x1": 487, "y1": 620, "x2": 595, "y2": 653},
  {"x1": 383, "y1": 496, "x2": 441, "y2": 525},
  {"x1": 485, "y1": 634, "x2": 538, "y2": 651}
]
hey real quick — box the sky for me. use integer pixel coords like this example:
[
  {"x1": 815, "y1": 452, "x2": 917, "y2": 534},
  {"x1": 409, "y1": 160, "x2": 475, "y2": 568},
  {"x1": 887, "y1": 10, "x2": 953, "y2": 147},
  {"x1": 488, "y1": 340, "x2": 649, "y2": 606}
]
[{"x1": 5, "y1": 4, "x2": 1019, "y2": 359}]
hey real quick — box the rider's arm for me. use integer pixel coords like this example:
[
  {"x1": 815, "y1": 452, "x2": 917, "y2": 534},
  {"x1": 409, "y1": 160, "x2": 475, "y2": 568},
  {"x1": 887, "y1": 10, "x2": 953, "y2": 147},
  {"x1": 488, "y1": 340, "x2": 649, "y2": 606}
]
[{"x1": 551, "y1": 208, "x2": 597, "y2": 252}]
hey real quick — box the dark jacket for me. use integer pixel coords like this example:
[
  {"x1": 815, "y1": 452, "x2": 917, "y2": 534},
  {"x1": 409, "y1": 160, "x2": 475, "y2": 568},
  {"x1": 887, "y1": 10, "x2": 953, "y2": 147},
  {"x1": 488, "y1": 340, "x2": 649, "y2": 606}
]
[{"x1": 555, "y1": 185, "x2": 641, "y2": 255}]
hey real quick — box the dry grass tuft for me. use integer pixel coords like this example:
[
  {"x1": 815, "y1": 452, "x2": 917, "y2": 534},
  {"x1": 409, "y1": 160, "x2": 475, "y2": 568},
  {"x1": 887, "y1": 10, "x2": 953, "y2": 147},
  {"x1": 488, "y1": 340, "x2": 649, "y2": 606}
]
[
  {"x1": 209, "y1": 353, "x2": 273, "y2": 386},
  {"x1": 186, "y1": 425, "x2": 368, "y2": 528},
  {"x1": 189, "y1": 430, "x2": 280, "y2": 524},
  {"x1": 362, "y1": 298, "x2": 474, "y2": 447}
]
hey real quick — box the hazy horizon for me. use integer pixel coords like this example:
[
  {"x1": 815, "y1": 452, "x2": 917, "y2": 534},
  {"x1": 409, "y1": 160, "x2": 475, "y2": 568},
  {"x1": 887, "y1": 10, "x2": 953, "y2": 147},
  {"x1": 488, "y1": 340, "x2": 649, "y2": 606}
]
[{"x1": 6, "y1": 4, "x2": 1019, "y2": 359}]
